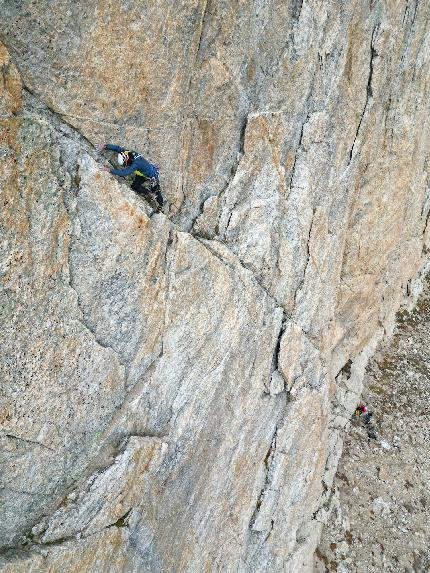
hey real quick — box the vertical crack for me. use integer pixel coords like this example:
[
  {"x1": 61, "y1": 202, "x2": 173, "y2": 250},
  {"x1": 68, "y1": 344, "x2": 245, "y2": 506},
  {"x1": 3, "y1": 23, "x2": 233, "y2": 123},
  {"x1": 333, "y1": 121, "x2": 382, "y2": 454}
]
[
  {"x1": 192, "y1": 113, "x2": 248, "y2": 234},
  {"x1": 248, "y1": 394, "x2": 288, "y2": 536},
  {"x1": 291, "y1": 0, "x2": 304, "y2": 22},
  {"x1": 185, "y1": 0, "x2": 211, "y2": 100},
  {"x1": 348, "y1": 24, "x2": 379, "y2": 163},
  {"x1": 249, "y1": 426, "x2": 279, "y2": 531},
  {"x1": 271, "y1": 314, "x2": 287, "y2": 376},
  {"x1": 288, "y1": 112, "x2": 310, "y2": 191},
  {"x1": 224, "y1": 112, "x2": 248, "y2": 193},
  {"x1": 293, "y1": 207, "x2": 316, "y2": 308},
  {"x1": 196, "y1": 0, "x2": 211, "y2": 62}
]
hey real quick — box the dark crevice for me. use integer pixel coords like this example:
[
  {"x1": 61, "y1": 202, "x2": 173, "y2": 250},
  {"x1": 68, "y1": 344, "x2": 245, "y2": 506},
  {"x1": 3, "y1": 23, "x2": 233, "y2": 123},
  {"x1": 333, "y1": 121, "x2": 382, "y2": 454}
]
[
  {"x1": 293, "y1": 208, "x2": 315, "y2": 307},
  {"x1": 159, "y1": 229, "x2": 175, "y2": 359},
  {"x1": 219, "y1": 112, "x2": 249, "y2": 201},
  {"x1": 348, "y1": 24, "x2": 379, "y2": 163},
  {"x1": 191, "y1": 194, "x2": 210, "y2": 231},
  {"x1": 185, "y1": 0, "x2": 211, "y2": 112},
  {"x1": 249, "y1": 426, "x2": 279, "y2": 531},
  {"x1": 179, "y1": 0, "x2": 212, "y2": 228},
  {"x1": 291, "y1": 0, "x2": 304, "y2": 22},
  {"x1": 3, "y1": 506, "x2": 134, "y2": 559},
  {"x1": 224, "y1": 211, "x2": 233, "y2": 232},
  {"x1": 270, "y1": 314, "x2": 287, "y2": 376},
  {"x1": 264, "y1": 519, "x2": 275, "y2": 543},
  {"x1": 411, "y1": 0, "x2": 419, "y2": 26},
  {"x1": 3, "y1": 433, "x2": 55, "y2": 452},
  {"x1": 196, "y1": 0, "x2": 211, "y2": 61},
  {"x1": 288, "y1": 112, "x2": 310, "y2": 190},
  {"x1": 366, "y1": 26, "x2": 379, "y2": 99},
  {"x1": 311, "y1": 483, "x2": 336, "y2": 524},
  {"x1": 338, "y1": 359, "x2": 353, "y2": 380},
  {"x1": 402, "y1": 0, "x2": 411, "y2": 25},
  {"x1": 111, "y1": 508, "x2": 132, "y2": 528},
  {"x1": 189, "y1": 110, "x2": 248, "y2": 235},
  {"x1": 238, "y1": 113, "x2": 248, "y2": 158},
  {"x1": 1, "y1": 61, "x2": 9, "y2": 90},
  {"x1": 248, "y1": 394, "x2": 288, "y2": 535},
  {"x1": 422, "y1": 205, "x2": 430, "y2": 255}
]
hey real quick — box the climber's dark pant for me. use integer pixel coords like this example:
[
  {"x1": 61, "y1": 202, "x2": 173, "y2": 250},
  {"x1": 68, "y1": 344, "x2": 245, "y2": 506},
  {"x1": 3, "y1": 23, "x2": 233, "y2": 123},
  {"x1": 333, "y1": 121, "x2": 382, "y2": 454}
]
[
  {"x1": 132, "y1": 176, "x2": 163, "y2": 208},
  {"x1": 131, "y1": 176, "x2": 149, "y2": 194}
]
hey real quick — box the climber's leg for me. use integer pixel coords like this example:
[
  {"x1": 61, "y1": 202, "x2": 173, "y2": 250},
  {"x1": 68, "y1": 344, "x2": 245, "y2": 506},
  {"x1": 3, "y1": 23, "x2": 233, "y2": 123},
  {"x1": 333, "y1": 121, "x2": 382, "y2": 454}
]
[
  {"x1": 131, "y1": 176, "x2": 148, "y2": 194},
  {"x1": 153, "y1": 184, "x2": 163, "y2": 208}
]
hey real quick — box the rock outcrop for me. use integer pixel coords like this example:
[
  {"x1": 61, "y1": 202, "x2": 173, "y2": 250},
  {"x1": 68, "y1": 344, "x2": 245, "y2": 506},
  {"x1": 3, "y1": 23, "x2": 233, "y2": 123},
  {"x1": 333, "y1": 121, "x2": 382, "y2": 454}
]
[
  {"x1": 0, "y1": 1, "x2": 429, "y2": 571},
  {"x1": 315, "y1": 278, "x2": 430, "y2": 572}
]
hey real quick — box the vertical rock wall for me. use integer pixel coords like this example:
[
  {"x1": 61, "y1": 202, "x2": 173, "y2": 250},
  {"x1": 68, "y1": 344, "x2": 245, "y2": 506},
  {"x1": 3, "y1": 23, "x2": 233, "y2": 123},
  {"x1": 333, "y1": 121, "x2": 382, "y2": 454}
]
[
  {"x1": 316, "y1": 278, "x2": 430, "y2": 572},
  {"x1": 0, "y1": 1, "x2": 429, "y2": 571}
]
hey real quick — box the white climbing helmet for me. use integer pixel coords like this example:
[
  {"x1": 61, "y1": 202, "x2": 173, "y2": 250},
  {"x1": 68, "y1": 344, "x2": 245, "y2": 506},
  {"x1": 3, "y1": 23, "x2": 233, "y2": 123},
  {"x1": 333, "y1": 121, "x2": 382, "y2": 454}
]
[{"x1": 118, "y1": 151, "x2": 131, "y2": 166}]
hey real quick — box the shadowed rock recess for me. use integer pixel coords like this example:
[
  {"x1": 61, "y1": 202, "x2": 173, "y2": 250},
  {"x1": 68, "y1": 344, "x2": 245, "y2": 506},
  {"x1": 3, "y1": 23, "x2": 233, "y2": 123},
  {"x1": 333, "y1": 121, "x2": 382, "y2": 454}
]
[{"x1": 0, "y1": 1, "x2": 429, "y2": 572}]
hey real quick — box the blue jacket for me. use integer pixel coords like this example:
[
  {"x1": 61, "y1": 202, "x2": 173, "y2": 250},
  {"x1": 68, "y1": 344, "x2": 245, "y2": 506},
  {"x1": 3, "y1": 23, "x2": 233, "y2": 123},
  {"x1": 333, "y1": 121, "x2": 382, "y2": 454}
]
[{"x1": 106, "y1": 144, "x2": 159, "y2": 179}]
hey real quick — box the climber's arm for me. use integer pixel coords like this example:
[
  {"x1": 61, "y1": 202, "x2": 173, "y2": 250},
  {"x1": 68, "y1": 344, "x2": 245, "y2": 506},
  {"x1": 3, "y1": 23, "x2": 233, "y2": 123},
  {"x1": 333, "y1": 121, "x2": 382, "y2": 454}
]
[
  {"x1": 105, "y1": 144, "x2": 127, "y2": 153},
  {"x1": 109, "y1": 164, "x2": 135, "y2": 177}
]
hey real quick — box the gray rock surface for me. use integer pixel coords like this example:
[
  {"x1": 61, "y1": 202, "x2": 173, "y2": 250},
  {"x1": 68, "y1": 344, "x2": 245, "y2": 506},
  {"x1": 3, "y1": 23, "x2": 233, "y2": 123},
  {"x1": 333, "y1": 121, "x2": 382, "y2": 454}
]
[
  {"x1": 315, "y1": 278, "x2": 430, "y2": 573},
  {"x1": 0, "y1": 0, "x2": 429, "y2": 570}
]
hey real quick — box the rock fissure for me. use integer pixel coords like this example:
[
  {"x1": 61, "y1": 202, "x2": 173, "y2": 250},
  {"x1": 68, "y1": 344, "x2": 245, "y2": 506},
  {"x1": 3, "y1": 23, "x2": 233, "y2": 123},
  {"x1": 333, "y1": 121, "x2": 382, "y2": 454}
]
[
  {"x1": 248, "y1": 393, "x2": 289, "y2": 537},
  {"x1": 21, "y1": 87, "x2": 98, "y2": 157},
  {"x1": 289, "y1": 112, "x2": 310, "y2": 190},
  {"x1": 292, "y1": 207, "x2": 316, "y2": 309},
  {"x1": 159, "y1": 230, "x2": 174, "y2": 359},
  {"x1": 191, "y1": 110, "x2": 250, "y2": 237},
  {"x1": 402, "y1": 0, "x2": 419, "y2": 28},
  {"x1": 11, "y1": 507, "x2": 133, "y2": 559},
  {"x1": 311, "y1": 483, "x2": 337, "y2": 525},
  {"x1": 249, "y1": 426, "x2": 279, "y2": 533},
  {"x1": 272, "y1": 317, "x2": 287, "y2": 373},
  {"x1": 195, "y1": 0, "x2": 211, "y2": 63},
  {"x1": 3, "y1": 433, "x2": 55, "y2": 453},
  {"x1": 194, "y1": 236, "x2": 285, "y2": 311},
  {"x1": 220, "y1": 111, "x2": 248, "y2": 197},
  {"x1": 191, "y1": 110, "x2": 250, "y2": 236},
  {"x1": 267, "y1": 314, "x2": 288, "y2": 393},
  {"x1": 348, "y1": 23, "x2": 379, "y2": 163},
  {"x1": 1, "y1": 4, "x2": 430, "y2": 570}
]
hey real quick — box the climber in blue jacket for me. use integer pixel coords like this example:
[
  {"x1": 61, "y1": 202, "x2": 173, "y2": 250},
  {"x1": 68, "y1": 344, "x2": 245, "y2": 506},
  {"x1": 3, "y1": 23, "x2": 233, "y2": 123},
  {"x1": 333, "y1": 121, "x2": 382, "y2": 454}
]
[{"x1": 97, "y1": 143, "x2": 163, "y2": 209}]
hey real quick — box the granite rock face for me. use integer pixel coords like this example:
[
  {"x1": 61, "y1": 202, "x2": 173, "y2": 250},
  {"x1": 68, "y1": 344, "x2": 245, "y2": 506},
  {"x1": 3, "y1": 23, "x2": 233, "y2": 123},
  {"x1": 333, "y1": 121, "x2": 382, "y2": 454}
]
[
  {"x1": 315, "y1": 278, "x2": 430, "y2": 573},
  {"x1": 0, "y1": 0, "x2": 429, "y2": 571}
]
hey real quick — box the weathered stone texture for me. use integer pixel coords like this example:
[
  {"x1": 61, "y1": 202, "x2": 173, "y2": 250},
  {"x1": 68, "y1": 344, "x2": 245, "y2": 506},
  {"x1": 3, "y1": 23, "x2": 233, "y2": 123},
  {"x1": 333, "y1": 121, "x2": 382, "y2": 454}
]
[
  {"x1": 0, "y1": 0, "x2": 429, "y2": 570},
  {"x1": 316, "y1": 278, "x2": 430, "y2": 573}
]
